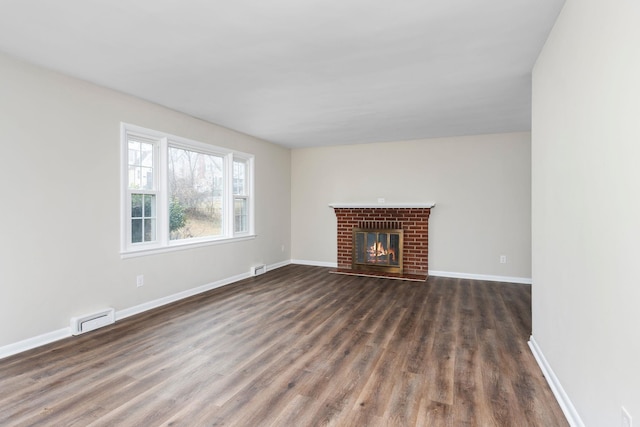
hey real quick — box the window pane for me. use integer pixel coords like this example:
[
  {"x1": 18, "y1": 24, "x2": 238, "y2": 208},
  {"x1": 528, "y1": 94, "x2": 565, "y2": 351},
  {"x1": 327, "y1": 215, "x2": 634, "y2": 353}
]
[
  {"x1": 131, "y1": 219, "x2": 142, "y2": 243},
  {"x1": 128, "y1": 141, "x2": 140, "y2": 165},
  {"x1": 141, "y1": 143, "x2": 153, "y2": 167},
  {"x1": 128, "y1": 139, "x2": 154, "y2": 189},
  {"x1": 128, "y1": 165, "x2": 140, "y2": 189},
  {"x1": 131, "y1": 194, "x2": 142, "y2": 218},
  {"x1": 144, "y1": 218, "x2": 156, "y2": 242},
  {"x1": 141, "y1": 167, "x2": 153, "y2": 190},
  {"x1": 234, "y1": 198, "x2": 247, "y2": 232},
  {"x1": 143, "y1": 194, "x2": 156, "y2": 217},
  {"x1": 233, "y1": 160, "x2": 246, "y2": 195},
  {"x1": 168, "y1": 147, "x2": 223, "y2": 240},
  {"x1": 131, "y1": 194, "x2": 156, "y2": 244}
]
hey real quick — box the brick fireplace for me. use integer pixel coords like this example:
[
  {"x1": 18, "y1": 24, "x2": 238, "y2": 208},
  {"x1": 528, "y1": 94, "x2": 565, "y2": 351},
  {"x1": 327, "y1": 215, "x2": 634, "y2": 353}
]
[{"x1": 330, "y1": 203, "x2": 434, "y2": 281}]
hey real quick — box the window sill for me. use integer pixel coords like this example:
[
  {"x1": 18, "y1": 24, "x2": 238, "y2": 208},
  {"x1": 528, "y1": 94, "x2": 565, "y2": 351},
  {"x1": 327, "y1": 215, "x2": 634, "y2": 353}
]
[{"x1": 120, "y1": 234, "x2": 257, "y2": 259}]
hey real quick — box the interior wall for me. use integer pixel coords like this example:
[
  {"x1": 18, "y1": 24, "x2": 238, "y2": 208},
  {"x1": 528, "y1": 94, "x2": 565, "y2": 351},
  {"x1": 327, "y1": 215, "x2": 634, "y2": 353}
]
[
  {"x1": 0, "y1": 52, "x2": 291, "y2": 350},
  {"x1": 291, "y1": 132, "x2": 532, "y2": 279},
  {"x1": 531, "y1": 0, "x2": 640, "y2": 424}
]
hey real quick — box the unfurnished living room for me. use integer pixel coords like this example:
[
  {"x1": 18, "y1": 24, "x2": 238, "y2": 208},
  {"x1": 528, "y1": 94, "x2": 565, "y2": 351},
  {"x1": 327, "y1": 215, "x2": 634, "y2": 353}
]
[{"x1": 0, "y1": 1, "x2": 638, "y2": 426}]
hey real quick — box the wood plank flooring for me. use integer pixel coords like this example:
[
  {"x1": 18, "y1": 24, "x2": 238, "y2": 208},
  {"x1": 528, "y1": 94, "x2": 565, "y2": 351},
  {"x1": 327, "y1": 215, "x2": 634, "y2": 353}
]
[{"x1": 0, "y1": 265, "x2": 568, "y2": 426}]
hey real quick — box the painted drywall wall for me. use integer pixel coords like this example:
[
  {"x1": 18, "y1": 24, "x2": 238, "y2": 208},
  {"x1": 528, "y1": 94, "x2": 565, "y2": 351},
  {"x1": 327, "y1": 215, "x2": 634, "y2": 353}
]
[
  {"x1": 532, "y1": 0, "x2": 640, "y2": 425},
  {"x1": 291, "y1": 133, "x2": 532, "y2": 279},
  {"x1": 0, "y1": 52, "x2": 291, "y2": 349}
]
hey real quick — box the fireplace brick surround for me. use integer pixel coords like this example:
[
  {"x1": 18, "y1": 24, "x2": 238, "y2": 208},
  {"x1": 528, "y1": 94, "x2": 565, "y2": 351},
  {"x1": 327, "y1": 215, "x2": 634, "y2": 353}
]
[{"x1": 330, "y1": 203, "x2": 434, "y2": 280}]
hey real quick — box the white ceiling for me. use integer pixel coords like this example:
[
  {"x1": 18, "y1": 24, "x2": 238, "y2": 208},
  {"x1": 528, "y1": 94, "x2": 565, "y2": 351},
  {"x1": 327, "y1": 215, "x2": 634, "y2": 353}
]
[{"x1": 0, "y1": 0, "x2": 564, "y2": 148}]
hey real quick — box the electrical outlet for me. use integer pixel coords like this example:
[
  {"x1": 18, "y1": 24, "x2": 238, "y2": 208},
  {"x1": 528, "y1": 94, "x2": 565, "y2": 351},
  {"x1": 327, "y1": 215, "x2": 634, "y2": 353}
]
[
  {"x1": 622, "y1": 407, "x2": 632, "y2": 427},
  {"x1": 281, "y1": 245, "x2": 285, "y2": 252},
  {"x1": 377, "y1": 198, "x2": 385, "y2": 204},
  {"x1": 136, "y1": 274, "x2": 144, "y2": 287},
  {"x1": 500, "y1": 255, "x2": 507, "y2": 264}
]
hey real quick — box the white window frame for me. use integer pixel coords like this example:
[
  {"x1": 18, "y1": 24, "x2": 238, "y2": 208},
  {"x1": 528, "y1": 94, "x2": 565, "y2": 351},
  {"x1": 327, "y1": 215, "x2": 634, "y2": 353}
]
[{"x1": 120, "y1": 123, "x2": 255, "y2": 258}]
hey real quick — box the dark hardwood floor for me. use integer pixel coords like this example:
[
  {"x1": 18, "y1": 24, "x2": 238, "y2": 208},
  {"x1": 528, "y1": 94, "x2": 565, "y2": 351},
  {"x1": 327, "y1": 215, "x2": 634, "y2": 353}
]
[{"x1": 0, "y1": 265, "x2": 567, "y2": 426}]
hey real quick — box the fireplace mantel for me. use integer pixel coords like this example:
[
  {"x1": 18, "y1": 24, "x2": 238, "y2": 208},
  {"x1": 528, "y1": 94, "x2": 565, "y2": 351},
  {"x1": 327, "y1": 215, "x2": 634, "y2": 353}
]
[{"x1": 329, "y1": 202, "x2": 435, "y2": 209}]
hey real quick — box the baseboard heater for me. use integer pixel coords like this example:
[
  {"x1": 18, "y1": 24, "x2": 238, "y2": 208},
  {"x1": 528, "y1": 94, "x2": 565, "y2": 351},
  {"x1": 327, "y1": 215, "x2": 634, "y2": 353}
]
[
  {"x1": 251, "y1": 264, "x2": 267, "y2": 276},
  {"x1": 70, "y1": 308, "x2": 115, "y2": 335}
]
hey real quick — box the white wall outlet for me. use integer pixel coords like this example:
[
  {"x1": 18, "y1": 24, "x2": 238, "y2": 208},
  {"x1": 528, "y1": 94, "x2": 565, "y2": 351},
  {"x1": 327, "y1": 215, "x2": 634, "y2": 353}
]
[
  {"x1": 500, "y1": 255, "x2": 507, "y2": 264},
  {"x1": 136, "y1": 274, "x2": 144, "y2": 287},
  {"x1": 377, "y1": 198, "x2": 385, "y2": 204},
  {"x1": 622, "y1": 407, "x2": 632, "y2": 427}
]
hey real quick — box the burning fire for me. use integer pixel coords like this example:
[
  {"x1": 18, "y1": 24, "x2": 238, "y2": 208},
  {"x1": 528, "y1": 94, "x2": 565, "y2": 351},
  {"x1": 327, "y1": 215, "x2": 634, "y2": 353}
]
[{"x1": 368, "y1": 241, "x2": 396, "y2": 261}]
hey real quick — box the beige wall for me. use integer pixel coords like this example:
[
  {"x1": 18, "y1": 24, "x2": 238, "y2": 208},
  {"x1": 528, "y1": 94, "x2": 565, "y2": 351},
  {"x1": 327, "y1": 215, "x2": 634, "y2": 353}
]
[
  {"x1": 0, "y1": 52, "x2": 291, "y2": 350},
  {"x1": 291, "y1": 132, "x2": 532, "y2": 280},
  {"x1": 532, "y1": 0, "x2": 640, "y2": 424}
]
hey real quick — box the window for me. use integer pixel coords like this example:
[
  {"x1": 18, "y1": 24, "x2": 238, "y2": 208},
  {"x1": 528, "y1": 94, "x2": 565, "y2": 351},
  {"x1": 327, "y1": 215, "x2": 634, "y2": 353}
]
[
  {"x1": 121, "y1": 123, "x2": 254, "y2": 256},
  {"x1": 128, "y1": 137, "x2": 157, "y2": 244},
  {"x1": 233, "y1": 159, "x2": 248, "y2": 233}
]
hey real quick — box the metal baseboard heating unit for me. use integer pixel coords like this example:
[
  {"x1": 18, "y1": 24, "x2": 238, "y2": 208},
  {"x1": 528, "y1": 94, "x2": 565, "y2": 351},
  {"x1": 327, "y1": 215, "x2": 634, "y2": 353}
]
[
  {"x1": 70, "y1": 308, "x2": 115, "y2": 335},
  {"x1": 251, "y1": 264, "x2": 267, "y2": 276}
]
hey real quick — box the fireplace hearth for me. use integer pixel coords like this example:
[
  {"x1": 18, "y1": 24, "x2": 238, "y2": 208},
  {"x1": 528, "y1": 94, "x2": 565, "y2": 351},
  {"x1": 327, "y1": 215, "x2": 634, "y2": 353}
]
[{"x1": 330, "y1": 203, "x2": 434, "y2": 281}]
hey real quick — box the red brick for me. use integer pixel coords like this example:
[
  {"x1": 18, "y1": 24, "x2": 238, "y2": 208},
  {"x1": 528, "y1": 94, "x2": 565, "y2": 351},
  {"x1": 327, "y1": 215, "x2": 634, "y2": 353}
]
[{"x1": 333, "y1": 207, "x2": 431, "y2": 275}]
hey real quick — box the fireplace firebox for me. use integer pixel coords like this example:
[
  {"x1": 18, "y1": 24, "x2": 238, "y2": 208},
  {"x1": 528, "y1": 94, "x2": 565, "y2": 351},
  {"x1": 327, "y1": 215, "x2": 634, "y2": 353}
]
[{"x1": 353, "y1": 228, "x2": 403, "y2": 274}]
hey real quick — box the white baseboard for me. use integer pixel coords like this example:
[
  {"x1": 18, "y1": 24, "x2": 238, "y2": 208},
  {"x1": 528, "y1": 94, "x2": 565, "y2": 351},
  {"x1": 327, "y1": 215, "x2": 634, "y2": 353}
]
[
  {"x1": 0, "y1": 261, "x2": 290, "y2": 360},
  {"x1": 267, "y1": 259, "x2": 292, "y2": 270},
  {"x1": 528, "y1": 336, "x2": 584, "y2": 427},
  {"x1": 291, "y1": 259, "x2": 338, "y2": 268},
  {"x1": 289, "y1": 261, "x2": 531, "y2": 285},
  {"x1": 0, "y1": 328, "x2": 71, "y2": 360},
  {"x1": 116, "y1": 271, "x2": 251, "y2": 321},
  {"x1": 429, "y1": 270, "x2": 532, "y2": 285}
]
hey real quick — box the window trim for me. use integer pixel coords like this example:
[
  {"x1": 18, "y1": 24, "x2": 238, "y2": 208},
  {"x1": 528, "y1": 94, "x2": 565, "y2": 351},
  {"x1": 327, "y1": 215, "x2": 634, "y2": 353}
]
[{"x1": 120, "y1": 123, "x2": 255, "y2": 258}]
